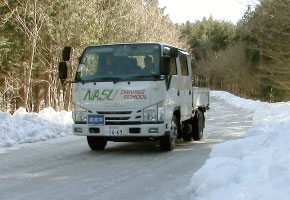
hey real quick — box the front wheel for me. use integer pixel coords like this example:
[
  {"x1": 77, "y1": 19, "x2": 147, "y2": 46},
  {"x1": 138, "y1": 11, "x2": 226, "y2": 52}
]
[
  {"x1": 160, "y1": 115, "x2": 178, "y2": 151},
  {"x1": 192, "y1": 110, "x2": 204, "y2": 141},
  {"x1": 87, "y1": 136, "x2": 107, "y2": 150}
]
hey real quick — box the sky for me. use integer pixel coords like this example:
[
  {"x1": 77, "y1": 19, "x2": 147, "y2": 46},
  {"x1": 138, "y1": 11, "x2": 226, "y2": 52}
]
[{"x1": 158, "y1": 0, "x2": 254, "y2": 24}]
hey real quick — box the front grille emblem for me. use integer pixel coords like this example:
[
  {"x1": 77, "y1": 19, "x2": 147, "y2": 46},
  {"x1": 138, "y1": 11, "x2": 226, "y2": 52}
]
[{"x1": 103, "y1": 102, "x2": 125, "y2": 107}]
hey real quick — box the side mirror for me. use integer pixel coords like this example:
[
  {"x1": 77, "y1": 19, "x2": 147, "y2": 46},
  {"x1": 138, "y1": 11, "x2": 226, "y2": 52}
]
[
  {"x1": 169, "y1": 48, "x2": 178, "y2": 58},
  {"x1": 62, "y1": 46, "x2": 71, "y2": 61},
  {"x1": 58, "y1": 61, "x2": 68, "y2": 81}
]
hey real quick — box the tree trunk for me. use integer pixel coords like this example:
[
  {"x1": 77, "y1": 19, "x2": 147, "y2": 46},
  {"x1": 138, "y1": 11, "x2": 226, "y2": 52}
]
[
  {"x1": 32, "y1": 85, "x2": 41, "y2": 112},
  {"x1": 24, "y1": 37, "x2": 36, "y2": 112},
  {"x1": 32, "y1": 67, "x2": 41, "y2": 113},
  {"x1": 44, "y1": 73, "x2": 51, "y2": 108},
  {"x1": 0, "y1": 78, "x2": 6, "y2": 111},
  {"x1": 16, "y1": 66, "x2": 26, "y2": 110}
]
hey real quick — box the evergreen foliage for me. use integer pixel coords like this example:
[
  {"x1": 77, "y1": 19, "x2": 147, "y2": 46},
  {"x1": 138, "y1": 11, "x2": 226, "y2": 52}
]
[
  {"x1": 2, "y1": 0, "x2": 290, "y2": 113},
  {"x1": 0, "y1": 0, "x2": 183, "y2": 112},
  {"x1": 180, "y1": 0, "x2": 290, "y2": 102}
]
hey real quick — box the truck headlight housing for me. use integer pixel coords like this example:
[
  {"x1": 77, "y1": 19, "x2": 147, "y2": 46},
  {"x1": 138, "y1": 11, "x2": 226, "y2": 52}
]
[
  {"x1": 143, "y1": 101, "x2": 165, "y2": 123},
  {"x1": 72, "y1": 103, "x2": 87, "y2": 123}
]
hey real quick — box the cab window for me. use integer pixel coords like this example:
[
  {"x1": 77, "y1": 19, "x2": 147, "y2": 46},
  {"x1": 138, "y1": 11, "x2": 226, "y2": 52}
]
[
  {"x1": 169, "y1": 57, "x2": 177, "y2": 75},
  {"x1": 179, "y1": 53, "x2": 189, "y2": 76},
  {"x1": 162, "y1": 57, "x2": 177, "y2": 75}
]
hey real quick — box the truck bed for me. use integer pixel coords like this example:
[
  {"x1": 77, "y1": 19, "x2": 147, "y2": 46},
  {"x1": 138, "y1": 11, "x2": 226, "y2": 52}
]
[{"x1": 192, "y1": 87, "x2": 210, "y2": 109}]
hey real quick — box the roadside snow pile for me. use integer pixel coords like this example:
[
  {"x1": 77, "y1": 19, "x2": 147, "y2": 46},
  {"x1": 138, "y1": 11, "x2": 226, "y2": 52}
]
[
  {"x1": 190, "y1": 91, "x2": 290, "y2": 200},
  {"x1": 0, "y1": 107, "x2": 73, "y2": 147},
  {"x1": 209, "y1": 91, "x2": 268, "y2": 112}
]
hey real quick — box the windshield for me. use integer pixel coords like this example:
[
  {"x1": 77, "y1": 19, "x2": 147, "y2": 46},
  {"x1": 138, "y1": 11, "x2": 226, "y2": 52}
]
[{"x1": 75, "y1": 44, "x2": 161, "y2": 82}]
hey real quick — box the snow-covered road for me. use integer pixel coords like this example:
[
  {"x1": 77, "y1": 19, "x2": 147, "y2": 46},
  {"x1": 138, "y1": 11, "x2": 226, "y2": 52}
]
[{"x1": 0, "y1": 96, "x2": 253, "y2": 200}]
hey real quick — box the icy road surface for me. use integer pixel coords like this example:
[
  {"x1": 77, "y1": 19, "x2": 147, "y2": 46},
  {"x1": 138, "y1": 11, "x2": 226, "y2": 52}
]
[{"x1": 0, "y1": 96, "x2": 253, "y2": 200}]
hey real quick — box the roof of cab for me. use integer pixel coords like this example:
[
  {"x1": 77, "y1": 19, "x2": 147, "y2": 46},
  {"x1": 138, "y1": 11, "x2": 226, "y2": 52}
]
[{"x1": 87, "y1": 42, "x2": 188, "y2": 54}]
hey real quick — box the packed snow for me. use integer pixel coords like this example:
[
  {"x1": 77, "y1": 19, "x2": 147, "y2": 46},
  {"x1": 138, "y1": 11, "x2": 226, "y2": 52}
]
[
  {"x1": 1, "y1": 91, "x2": 290, "y2": 199},
  {"x1": 190, "y1": 91, "x2": 290, "y2": 200},
  {"x1": 0, "y1": 107, "x2": 73, "y2": 147}
]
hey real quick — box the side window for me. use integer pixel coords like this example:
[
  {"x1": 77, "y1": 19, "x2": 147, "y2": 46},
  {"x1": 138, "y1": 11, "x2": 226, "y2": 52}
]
[
  {"x1": 162, "y1": 57, "x2": 177, "y2": 75},
  {"x1": 179, "y1": 53, "x2": 189, "y2": 76},
  {"x1": 169, "y1": 57, "x2": 177, "y2": 75}
]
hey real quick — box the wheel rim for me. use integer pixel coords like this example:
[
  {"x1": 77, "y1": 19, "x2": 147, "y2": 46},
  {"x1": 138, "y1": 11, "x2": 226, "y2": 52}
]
[
  {"x1": 198, "y1": 113, "x2": 203, "y2": 138},
  {"x1": 170, "y1": 117, "x2": 178, "y2": 146}
]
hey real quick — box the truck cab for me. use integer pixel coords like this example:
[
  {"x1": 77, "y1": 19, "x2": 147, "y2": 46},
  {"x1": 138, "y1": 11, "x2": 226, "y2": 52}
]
[{"x1": 59, "y1": 43, "x2": 209, "y2": 151}]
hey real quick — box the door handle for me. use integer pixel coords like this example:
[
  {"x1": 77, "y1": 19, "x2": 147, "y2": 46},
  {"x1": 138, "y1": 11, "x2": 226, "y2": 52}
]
[
  {"x1": 189, "y1": 90, "x2": 192, "y2": 95},
  {"x1": 177, "y1": 90, "x2": 180, "y2": 96}
]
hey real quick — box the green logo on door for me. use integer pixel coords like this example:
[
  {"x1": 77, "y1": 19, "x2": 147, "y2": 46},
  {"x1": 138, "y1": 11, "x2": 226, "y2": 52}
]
[{"x1": 83, "y1": 89, "x2": 119, "y2": 101}]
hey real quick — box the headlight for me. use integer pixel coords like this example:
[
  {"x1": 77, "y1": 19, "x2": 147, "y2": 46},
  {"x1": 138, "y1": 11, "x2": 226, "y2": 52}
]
[
  {"x1": 72, "y1": 103, "x2": 87, "y2": 123},
  {"x1": 157, "y1": 101, "x2": 165, "y2": 122},
  {"x1": 143, "y1": 101, "x2": 165, "y2": 123}
]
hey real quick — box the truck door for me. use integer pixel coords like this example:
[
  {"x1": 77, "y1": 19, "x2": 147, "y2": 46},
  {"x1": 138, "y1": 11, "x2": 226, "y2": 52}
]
[
  {"x1": 165, "y1": 56, "x2": 181, "y2": 118},
  {"x1": 178, "y1": 53, "x2": 192, "y2": 121}
]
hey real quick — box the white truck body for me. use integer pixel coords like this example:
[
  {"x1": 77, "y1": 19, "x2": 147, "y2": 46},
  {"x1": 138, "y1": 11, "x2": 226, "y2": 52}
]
[
  {"x1": 192, "y1": 87, "x2": 210, "y2": 108},
  {"x1": 60, "y1": 43, "x2": 209, "y2": 150}
]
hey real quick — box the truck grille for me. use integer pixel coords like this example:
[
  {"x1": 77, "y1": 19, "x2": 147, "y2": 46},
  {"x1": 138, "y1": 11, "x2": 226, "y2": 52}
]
[
  {"x1": 97, "y1": 111, "x2": 132, "y2": 115},
  {"x1": 105, "y1": 117, "x2": 130, "y2": 120},
  {"x1": 95, "y1": 110, "x2": 142, "y2": 125}
]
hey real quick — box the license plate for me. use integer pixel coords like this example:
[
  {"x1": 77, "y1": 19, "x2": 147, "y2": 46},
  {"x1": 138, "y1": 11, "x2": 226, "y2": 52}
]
[
  {"x1": 88, "y1": 115, "x2": 105, "y2": 125},
  {"x1": 105, "y1": 126, "x2": 123, "y2": 136}
]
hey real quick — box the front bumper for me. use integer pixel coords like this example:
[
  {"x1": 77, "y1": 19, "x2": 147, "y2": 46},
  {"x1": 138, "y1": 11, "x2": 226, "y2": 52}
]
[{"x1": 73, "y1": 123, "x2": 168, "y2": 139}]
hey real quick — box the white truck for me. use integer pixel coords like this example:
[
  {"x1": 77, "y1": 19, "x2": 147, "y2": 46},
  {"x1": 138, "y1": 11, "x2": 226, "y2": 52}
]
[{"x1": 58, "y1": 43, "x2": 209, "y2": 151}]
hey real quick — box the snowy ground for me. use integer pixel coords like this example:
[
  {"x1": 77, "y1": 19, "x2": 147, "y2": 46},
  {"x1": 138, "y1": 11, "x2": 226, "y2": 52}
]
[
  {"x1": 0, "y1": 91, "x2": 289, "y2": 199},
  {"x1": 0, "y1": 107, "x2": 73, "y2": 148},
  {"x1": 0, "y1": 94, "x2": 252, "y2": 200},
  {"x1": 189, "y1": 91, "x2": 290, "y2": 200}
]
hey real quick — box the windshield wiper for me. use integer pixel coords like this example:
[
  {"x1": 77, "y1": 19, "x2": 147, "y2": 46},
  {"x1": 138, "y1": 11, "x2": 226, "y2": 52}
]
[
  {"x1": 96, "y1": 77, "x2": 124, "y2": 84},
  {"x1": 95, "y1": 77, "x2": 122, "y2": 80},
  {"x1": 75, "y1": 75, "x2": 164, "y2": 83},
  {"x1": 74, "y1": 77, "x2": 124, "y2": 83},
  {"x1": 128, "y1": 75, "x2": 163, "y2": 80}
]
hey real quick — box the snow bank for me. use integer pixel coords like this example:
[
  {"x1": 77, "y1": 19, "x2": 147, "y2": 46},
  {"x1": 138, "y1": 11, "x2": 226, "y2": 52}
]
[
  {"x1": 0, "y1": 107, "x2": 73, "y2": 147},
  {"x1": 190, "y1": 91, "x2": 290, "y2": 200}
]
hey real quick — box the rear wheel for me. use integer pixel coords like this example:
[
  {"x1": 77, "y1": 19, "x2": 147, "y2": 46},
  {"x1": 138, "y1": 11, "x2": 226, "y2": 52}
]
[
  {"x1": 160, "y1": 115, "x2": 178, "y2": 151},
  {"x1": 87, "y1": 136, "x2": 107, "y2": 150},
  {"x1": 192, "y1": 110, "x2": 204, "y2": 141},
  {"x1": 182, "y1": 124, "x2": 193, "y2": 142}
]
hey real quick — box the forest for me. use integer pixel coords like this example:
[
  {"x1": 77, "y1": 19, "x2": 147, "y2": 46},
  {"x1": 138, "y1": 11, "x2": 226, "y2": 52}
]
[
  {"x1": 185, "y1": 0, "x2": 290, "y2": 103},
  {"x1": 1, "y1": 0, "x2": 290, "y2": 113}
]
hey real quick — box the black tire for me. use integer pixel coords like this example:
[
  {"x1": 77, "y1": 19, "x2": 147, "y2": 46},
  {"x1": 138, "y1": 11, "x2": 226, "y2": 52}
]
[
  {"x1": 182, "y1": 124, "x2": 192, "y2": 142},
  {"x1": 87, "y1": 136, "x2": 107, "y2": 150},
  {"x1": 192, "y1": 110, "x2": 204, "y2": 141},
  {"x1": 182, "y1": 133, "x2": 192, "y2": 142},
  {"x1": 160, "y1": 115, "x2": 178, "y2": 151},
  {"x1": 177, "y1": 116, "x2": 182, "y2": 139}
]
